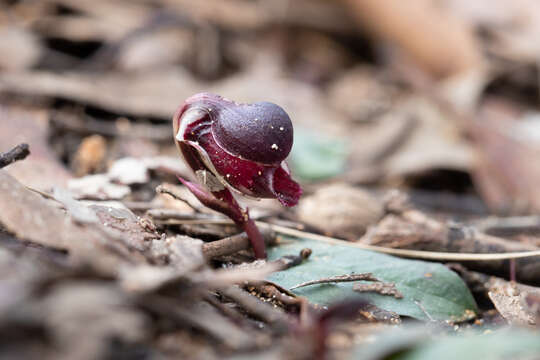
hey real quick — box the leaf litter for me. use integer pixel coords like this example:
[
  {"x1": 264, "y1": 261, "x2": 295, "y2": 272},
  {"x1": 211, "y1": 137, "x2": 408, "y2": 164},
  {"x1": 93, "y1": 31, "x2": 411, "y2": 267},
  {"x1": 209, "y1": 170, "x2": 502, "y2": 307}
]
[{"x1": 1, "y1": 0, "x2": 540, "y2": 359}]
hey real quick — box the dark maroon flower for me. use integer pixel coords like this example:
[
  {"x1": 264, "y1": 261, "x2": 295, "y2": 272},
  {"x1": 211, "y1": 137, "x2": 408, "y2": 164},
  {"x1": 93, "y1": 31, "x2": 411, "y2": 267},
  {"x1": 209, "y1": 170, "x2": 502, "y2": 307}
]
[{"x1": 172, "y1": 92, "x2": 302, "y2": 259}]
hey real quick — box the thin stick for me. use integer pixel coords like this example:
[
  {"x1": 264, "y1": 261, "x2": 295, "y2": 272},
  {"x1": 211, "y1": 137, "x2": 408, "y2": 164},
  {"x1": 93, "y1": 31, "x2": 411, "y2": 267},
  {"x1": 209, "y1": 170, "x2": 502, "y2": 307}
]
[
  {"x1": 0, "y1": 143, "x2": 30, "y2": 168},
  {"x1": 290, "y1": 273, "x2": 379, "y2": 290},
  {"x1": 155, "y1": 184, "x2": 202, "y2": 212},
  {"x1": 263, "y1": 223, "x2": 540, "y2": 261},
  {"x1": 149, "y1": 217, "x2": 540, "y2": 261},
  {"x1": 202, "y1": 228, "x2": 276, "y2": 259},
  {"x1": 219, "y1": 286, "x2": 288, "y2": 325}
]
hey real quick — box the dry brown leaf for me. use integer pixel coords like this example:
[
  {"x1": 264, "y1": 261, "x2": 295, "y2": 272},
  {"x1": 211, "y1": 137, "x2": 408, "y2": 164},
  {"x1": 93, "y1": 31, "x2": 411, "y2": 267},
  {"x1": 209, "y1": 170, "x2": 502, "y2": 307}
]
[
  {"x1": 117, "y1": 28, "x2": 194, "y2": 72},
  {"x1": 297, "y1": 183, "x2": 383, "y2": 239},
  {"x1": 343, "y1": 0, "x2": 483, "y2": 79},
  {"x1": 446, "y1": 0, "x2": 540, "y2": 63},
  {"x1": 327, "y1": 66, "x2": 396, "y2": 123},
  {"x1": 0, "y1": 107, "x2": 72, "y2": 190},
  {"x1": 0, "y1": 170, "x2": 135, "y2": 272},
  {"x1": 471, "y1": 100, "x2": 540, "y2": 214},
  {"x1": 383, "y1": 97, "x2": 474, "y2": 178},
  {"x1": 362, "y1": 202, "x2": 540, "y2": 284},
  {"x1": 68, "y1": 174, "x2": 131, "y2": 200},
  {"x1": 488, "y1": 279, "x2": 538, "y2": 327},
  {"x1": 0, "y1": 69, "x2": 200, "y2": 119},
  {"x1": 347, "y1": 97, "x2": 474, "y2": 182}
]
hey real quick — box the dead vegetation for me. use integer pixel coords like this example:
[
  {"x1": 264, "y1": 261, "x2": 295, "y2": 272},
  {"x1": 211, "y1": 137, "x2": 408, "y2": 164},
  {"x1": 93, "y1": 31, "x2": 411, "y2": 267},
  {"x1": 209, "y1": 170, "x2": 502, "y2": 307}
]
[{"x1": 1, "y1": 0, "x2": 540, "y2": 359}]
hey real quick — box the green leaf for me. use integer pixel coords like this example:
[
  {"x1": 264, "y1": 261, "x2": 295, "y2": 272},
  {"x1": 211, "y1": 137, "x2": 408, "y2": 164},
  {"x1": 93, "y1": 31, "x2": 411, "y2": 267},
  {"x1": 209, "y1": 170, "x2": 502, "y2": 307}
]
[
  {"x1": 349, "y1": 326, "x2": 540, "y2": 360},
  {"x1": 290, "y1": 128, "x2": 348, "y2": 181},
  {"x1": 400, "y1": 328, "x2": 540, "y2": 360},
  {"x1": 267, "y1": 238, "x2": 477, "y2": 321}
]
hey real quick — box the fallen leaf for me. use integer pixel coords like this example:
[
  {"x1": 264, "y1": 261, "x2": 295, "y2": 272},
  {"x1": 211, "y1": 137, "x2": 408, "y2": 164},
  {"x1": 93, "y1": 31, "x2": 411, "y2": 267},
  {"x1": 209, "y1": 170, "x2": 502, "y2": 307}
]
[
  {"x1": 351, "y1": 326, "x2": 540, "y2": 360},
  {"x1": 108, "y1": 157, "x2": 149, "y2": 185},
  {"x1": 327, "y1": 66, "x2": 395, "y2": 123},
  {"x1": 488, "y1": 279, "x2": 537, "y2": 327},
  {"x1": 400, "y1": 327, "x2": 540, "y2": 360},
  {"x1": 267, "y1": 237, "x2": 477, "y2": 322},
  {"x1": 296, "y1": 183, "x2": 383, "y2": 239},
  {"x1": 0, "y1": 69, "x2": 198, "y2": 119},
  {"x1": 471, "y1": 99, "x2": 540, "y2": 213},
  {"x1": 0, "y1": 107, "x2": 72, "y2": 190},
  {"x1": 0, "y1": 170, "x2": 133, "y2": 272},
  {"x1": 68, "y1": 174, "x2": 131, "y2": 200}
]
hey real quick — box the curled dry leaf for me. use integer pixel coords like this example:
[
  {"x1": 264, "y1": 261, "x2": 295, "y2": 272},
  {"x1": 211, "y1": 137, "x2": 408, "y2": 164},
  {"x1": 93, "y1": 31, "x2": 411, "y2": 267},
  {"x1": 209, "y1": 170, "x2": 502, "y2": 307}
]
[
  {"x1": 0, "y1": 170, "x2": 158, "y2": 272},
  {"x1": 297, "y1": 183, "x2": 383, "y2": 239},
  {"x1": 488, "y1": 279, "x2": 538, "y2": 327}
]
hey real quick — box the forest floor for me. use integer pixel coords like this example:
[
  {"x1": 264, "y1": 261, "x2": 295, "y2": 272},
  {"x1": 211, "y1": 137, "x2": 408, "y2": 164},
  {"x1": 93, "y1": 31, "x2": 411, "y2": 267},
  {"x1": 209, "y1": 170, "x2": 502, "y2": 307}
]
[{"x1": 1, "y1": 1, "x2": 540, "y2": 359}]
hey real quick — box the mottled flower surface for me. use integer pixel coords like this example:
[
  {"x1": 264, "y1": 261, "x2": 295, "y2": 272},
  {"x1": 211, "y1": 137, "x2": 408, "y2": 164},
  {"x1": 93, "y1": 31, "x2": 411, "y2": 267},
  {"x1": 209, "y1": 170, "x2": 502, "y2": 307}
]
[{"x1": 173, "y1": 92, "x2": 302, "y2": 259}]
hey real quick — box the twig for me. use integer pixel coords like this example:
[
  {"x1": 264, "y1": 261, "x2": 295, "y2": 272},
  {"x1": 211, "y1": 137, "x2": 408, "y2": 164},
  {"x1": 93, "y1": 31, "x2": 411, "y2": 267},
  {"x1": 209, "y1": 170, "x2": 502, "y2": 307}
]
[
  {"x1": 219, "y1": 285, "x2": 289, "y2": 326},
  {"x1": 155, "y1": 183, "x2": 203, "y2": 212},
  {"x1": 147, "y1": 208, "x2": 218, "y2": 221},
  {"x1": 472, "y1": 216, "x2": 540, "y2": 236},
  {"x1": 143, "y1": 216, "x2": 540, "y2": 261},
  {"x1": 290, "y1": 273, "x2": 379, "y2": 290},
  {"x1": 272, "y1": 248, "x2": 312, "y2": 270},
  {"x1": 154, "y1": 218, "x2": 232, "y2": 226},
  {"x1": 352, "y1": 282, "x2": 403, "y2": 299},
  {"x1": 261, "y1": 223, "x2": 540, "y2": 261},
  {"x1": 0, "y1": 143, "x2": 30, "y2": 168},
  {"x1": 25, "y1": 185, "x2": 58, "y2": 201},
  {"x1": 204, "y1": 293, "x2": 250, "y2": 326},
  {"x1": 139, "y1": 295, "x2": 254, "y2": 350},
  {"x1": 253, "y1": 283, "x2": 303, "y2": 307},
  {"x1": 202, "y1": 228, "x2": 276, "y2": 259},
  {"x1": 359, "y1": 304, "x2": 401, "y2": 324},
  {"x1": 361, "y1": 206, "x2": 540, "y2": 283}
]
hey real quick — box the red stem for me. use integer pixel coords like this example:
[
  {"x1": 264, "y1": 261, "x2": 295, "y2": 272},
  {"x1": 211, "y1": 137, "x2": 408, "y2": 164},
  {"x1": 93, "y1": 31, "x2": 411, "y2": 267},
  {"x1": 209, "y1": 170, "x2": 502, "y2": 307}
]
[{"x1": 177, "y1": 176, "x2": 267, "y2": 259}]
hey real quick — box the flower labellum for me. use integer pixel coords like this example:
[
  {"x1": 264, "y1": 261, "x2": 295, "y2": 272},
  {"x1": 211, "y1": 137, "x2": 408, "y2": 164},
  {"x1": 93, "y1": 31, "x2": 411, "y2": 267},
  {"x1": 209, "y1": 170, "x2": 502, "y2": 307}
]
[{"x1": 172, "y1": 92, "x2": 302, "y2": 259}]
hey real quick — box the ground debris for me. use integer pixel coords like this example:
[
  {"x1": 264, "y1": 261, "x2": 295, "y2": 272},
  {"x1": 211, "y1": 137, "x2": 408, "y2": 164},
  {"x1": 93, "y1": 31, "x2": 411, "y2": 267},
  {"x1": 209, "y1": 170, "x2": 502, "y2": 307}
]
[
  {"x1": 353, "y1": 282, "x2": 404, "y2": 299},
  {"x1": 363, "y1": 192, "x2": 540, "y2": 284},
  {"x1": 3, "y1": 0, "x2": 540, "y2": 358},
  {"x1": 297, "y1": 183, "x2": 384, "y2": 239},
  {"x1": 0, "y1": 143, "x2": 30, "y2": 169},
  {"x1": 290, "y1": 273, "x2": 379, "y2": 290}
]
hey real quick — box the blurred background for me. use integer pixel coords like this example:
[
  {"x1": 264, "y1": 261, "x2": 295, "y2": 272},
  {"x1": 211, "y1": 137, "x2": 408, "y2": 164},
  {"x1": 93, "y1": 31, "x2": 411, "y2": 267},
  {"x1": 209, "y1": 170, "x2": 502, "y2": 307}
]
[{"x1": 1, "y1": 0, "x2": 540, "y2": 218}]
